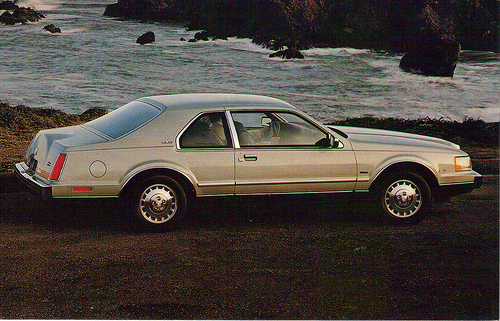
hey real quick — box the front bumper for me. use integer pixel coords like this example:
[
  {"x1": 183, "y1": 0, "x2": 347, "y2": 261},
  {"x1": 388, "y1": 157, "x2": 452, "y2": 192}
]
[
  {"x1": 435, "y1": 172, "x2": 483, "y2": 202},
  {"x1": 14, "y1": 162, "x2": 53, "y2": 200}
]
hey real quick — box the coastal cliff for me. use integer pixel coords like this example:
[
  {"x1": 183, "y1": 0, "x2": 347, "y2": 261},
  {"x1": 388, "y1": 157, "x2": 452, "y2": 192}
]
[{"x1": 103, "y1": 0, "x2": 498, "y2": 53}]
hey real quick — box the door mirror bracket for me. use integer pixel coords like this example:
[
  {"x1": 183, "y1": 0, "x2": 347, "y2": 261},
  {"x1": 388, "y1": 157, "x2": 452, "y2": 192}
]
[{"x1": 315, "y1": 135, "x2": 343, "y2": 148}]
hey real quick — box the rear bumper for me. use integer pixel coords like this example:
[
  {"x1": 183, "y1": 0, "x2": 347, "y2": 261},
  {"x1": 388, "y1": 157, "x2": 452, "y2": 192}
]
[{"x1": 14, "y1": 162, "x2": 53, "y2": 200}]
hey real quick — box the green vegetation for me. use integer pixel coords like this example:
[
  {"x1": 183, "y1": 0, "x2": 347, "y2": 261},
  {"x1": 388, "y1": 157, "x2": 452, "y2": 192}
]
[
  {"x1": 0, "y1": 102, "x2": 107, "y2": 173},
  {"x1": 0, "y1": 102, "x2": 107, "y2": 133}
]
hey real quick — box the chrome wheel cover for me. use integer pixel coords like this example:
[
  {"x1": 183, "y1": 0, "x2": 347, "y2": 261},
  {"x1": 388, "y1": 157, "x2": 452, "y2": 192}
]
[
  {"x1": 384, "y1": 179, "x2": 422, "y2": 218},
  {"x1": 139, "y1": 184, "x2": 177, "y2": 224}
]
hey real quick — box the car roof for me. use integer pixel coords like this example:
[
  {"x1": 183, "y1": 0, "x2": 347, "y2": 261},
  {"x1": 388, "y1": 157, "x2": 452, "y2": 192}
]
[{"x1": 138, "y1": 93, "x2": 297, "y2": 112}]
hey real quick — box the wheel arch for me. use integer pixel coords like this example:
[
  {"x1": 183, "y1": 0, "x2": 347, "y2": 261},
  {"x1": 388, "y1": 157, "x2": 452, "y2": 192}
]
[
  {"x1": 370, "y1": 162, "x2": 439, "y2": 194},
  {"x1": 120, "y1": 167, "x2": 196, "y2": 199}
]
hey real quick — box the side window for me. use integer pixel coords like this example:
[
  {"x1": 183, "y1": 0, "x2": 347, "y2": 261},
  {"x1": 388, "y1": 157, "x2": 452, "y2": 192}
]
[
  {"x1": 231, "y1": 111, "x2": 327, "y2": 147},
  {"x1": 179, "y1": 112, "x2": 232, "y2": 148}
]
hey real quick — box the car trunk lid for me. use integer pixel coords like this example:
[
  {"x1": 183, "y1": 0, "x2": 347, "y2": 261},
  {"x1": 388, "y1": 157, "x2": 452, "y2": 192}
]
[{"x1": 26, "y1": 125, "x2": 109, "y2": 180}]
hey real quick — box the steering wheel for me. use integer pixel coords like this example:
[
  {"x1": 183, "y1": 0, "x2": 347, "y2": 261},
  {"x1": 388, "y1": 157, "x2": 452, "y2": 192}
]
[
  {"x1": 263, "y1": 121, "x2": 281, "y2": 141},
  {"x1": 271, "y1": 121, "x2": 281, "y2": 137}
]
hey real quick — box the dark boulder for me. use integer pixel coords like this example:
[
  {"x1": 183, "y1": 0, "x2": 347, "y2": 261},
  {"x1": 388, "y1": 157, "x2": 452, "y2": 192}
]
[
  {"x1": 136, "y1": 31, "x2": 155, "y2": 44},
  {"x1": 0, "y1": 1, "x2": 18, "y2": 10},
  {"x1": 43, "y1": 24, "x2": 61, "y2": 33},
  {"x1": 0, "y1": 6, "x2": 44, "y2": 24},
  {"x1": 194, "y1": 30, "x2": 209, "y2": 41},
  {"x1": 269, "y1": 48, "x2": 304, "y2": 59},
  {"x1": 399, "y1": 5, "x2": 460, "y2": 77},
  {"x1": 400, "y1": 40, "x2": 460, "y2": 77},
  {"x1": 12, "y1": 6, "x2": 44, "y2": 22},
  {"x1": 0, "y1": 11, "x2": 15, "y2": 25}
]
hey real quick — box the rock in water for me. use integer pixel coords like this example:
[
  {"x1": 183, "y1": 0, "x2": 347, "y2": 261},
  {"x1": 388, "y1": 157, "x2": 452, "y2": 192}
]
[
  {"x1": 137, "y1": 31, "x2": 155, "y2": 45},
  {"x1": 269, "y1": 48, "x2": 304, "y2": 59},
  {"x1": 43, "y1": 24, "x2": 61, "y2": 33},
  {"x1": 399, "y1": 4, "x2": 460, "y2": 77},
  {"x1": 400, "y1": 41, "x2": 460, "y2": 77},
  {"x1": 194, "y1": 31, "x2": 209, "y2": 41},
  {"x1": 0, "y1": 5, "x2": 44, "y2": 24},
  {"x1": 0, "y1": 0, "x2": 17, "y2": 10}
]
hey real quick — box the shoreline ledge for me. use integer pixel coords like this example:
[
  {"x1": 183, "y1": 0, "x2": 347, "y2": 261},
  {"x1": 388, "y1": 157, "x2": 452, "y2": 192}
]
[
  {"x1": 103, "y1": 0, "x2": 498, "y2": 76},
  {"x1": 103, "y1": 0, "x2": 498, "y2": 53},
  {"x1": 0, "y1": 102, "x2": 497, "y2": 176}
]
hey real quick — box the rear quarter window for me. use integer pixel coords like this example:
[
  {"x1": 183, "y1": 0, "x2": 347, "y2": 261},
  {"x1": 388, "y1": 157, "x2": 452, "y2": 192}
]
[{"x1": 86, "y1": 101, "x2": 161, "y2": 139}]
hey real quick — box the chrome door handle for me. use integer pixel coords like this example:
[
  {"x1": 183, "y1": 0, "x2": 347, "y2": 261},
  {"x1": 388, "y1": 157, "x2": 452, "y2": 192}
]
[{"x1": 244, "y1": 154, "x2": 258, "y2": 161}]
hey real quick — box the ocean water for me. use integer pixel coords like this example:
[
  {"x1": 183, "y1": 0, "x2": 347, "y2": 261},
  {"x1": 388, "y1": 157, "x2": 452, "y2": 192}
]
[{"x1": 1, "y1": 0, "x2": 499, "y2": 122}]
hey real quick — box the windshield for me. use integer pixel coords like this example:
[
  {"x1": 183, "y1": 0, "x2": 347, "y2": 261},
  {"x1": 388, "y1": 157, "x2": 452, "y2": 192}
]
[{"x1": 85, "y1": 101, "x2": 161, "y2": 139}]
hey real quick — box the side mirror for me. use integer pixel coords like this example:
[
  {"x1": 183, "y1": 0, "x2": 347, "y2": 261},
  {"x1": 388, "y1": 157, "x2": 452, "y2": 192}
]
[
  {"x1": 330, "y1": 135, "x2": 338, "y2": 148},
  {"x1": 261, "y1": 117, "x2": 272, "y2": 127},
  {"x1": 315, "y1": 135, "x2": 343, "y2": 148},
  {"x1": 333, "y1": 136, "x2": 343, "y2": 148}
]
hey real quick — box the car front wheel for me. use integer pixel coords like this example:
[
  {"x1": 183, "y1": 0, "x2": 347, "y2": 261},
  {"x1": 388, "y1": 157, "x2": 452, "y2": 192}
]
[
  {"x1": 376, "y1": 172, "x2": 431, "y2": 225},
  {"x1": 130, "y1": 176, "x2": 187, "y2": 230}
]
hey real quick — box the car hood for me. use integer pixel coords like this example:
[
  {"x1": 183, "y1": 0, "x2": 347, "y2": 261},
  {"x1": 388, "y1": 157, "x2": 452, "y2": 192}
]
[{"x1": 328, "y1": 125, "x2": 460, "y2": 151}]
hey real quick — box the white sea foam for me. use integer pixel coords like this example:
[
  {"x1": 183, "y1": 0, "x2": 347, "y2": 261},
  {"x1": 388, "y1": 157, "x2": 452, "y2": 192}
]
[
  {"x1": 62, "y1": 27, "x2": 87, "y2": 34},
  {"x1": 224, "y1": 38, "x2": 273, "y2": 54},
  {"x1": 16, "y1": 0, "x2": 61, "y2": 11},
  {"x1": 45, "y1": 13, "x2": 81, "y2": 20},
  {"x1": 304, "y1": 47, "x2": 369, "y2": 57},
  {"x1": 285, "y1": 92, "x2": 339, "y2": 101}
]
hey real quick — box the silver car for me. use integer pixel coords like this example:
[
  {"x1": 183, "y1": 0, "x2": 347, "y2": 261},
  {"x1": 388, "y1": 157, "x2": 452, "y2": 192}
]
[{"x1": 15, "y1": 94, "x2": 482, "y2": 228}]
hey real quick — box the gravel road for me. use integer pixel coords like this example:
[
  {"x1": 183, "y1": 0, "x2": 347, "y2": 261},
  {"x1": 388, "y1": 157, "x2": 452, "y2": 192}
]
[{"x1": 0, "y1": 174, "x2": 498, "y2": 319}]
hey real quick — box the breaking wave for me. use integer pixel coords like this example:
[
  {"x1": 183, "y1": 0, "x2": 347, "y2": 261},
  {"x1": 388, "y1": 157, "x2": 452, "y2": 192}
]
[{"x1": 16, "y1": 0, "x2": 61, "y2": 11}]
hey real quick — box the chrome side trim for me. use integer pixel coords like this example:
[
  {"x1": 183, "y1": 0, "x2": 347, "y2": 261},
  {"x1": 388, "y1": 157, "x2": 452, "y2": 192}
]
[
  {"x1": 197, "y1": 190, "x2": 355, "y2": 197},
  {"x1": 236, "y1": 177, "x2": 357, "y2": 186},
  {"x1": 197, "y1": 181, "x2": 235, "y2": 187}
]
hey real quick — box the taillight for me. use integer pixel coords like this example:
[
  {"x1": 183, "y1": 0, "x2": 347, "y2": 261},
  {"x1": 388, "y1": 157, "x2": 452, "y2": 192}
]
[{"x1": 49, "y1": 153, "x2": 67, "y2": 181}]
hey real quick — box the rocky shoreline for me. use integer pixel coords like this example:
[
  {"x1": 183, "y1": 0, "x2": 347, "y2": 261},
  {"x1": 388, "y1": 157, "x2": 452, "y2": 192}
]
[
  {"x1": 2, "y1": 0, "x2": 497, "y2": 76},
  {"x1": 103, "y1": 0, "x2": 499, "y2": 76},
  {"x1": 0, "y1": 102, "x2": 497, "y2": 176},
  {"x1": 0, "y1": 0, "x2": 44, "y2": 24}
]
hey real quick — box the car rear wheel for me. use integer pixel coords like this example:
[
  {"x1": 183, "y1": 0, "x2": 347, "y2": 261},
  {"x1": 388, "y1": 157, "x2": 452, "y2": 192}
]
[
  {"x1": 130, "y1": 176, "x2": 187, "y2": 230},
  {"x1": 376, "y1": 172, "x2": 431, "y2": 225}
]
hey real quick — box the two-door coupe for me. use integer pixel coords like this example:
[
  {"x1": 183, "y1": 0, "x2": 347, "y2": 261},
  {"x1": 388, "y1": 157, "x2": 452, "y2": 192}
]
[{"x1": 15, "y1": 94, "x2": 482, "y2": 228}]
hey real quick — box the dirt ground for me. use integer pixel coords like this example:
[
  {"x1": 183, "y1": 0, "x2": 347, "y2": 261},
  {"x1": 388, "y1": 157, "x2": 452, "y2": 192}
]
[{"x1": 0, "y1": 173, "x2": 498, "y2": 319}]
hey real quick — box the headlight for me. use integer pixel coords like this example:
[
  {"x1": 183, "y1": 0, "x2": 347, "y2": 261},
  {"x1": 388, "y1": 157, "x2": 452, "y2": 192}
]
[{"x1": 455, "y1": 156, "x2": 471, "y2": 172}]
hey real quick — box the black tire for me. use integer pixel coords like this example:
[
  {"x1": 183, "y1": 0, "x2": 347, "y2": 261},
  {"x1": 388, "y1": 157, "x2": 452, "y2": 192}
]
[
  {"x1": 375, "y1": 171, "x2": 431, "y2": 225},
  {"x1": 128, "y1": 175, "x2": 187, "y2": 230}
]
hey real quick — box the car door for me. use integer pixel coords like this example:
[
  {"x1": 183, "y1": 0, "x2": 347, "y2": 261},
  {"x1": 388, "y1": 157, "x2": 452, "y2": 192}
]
[
  {"x1": 176, "y1": 112, "x2": 235, "y2": 196},
  {"x1": 230, "y1": 111, "x2": 358, "y2": 195}
]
